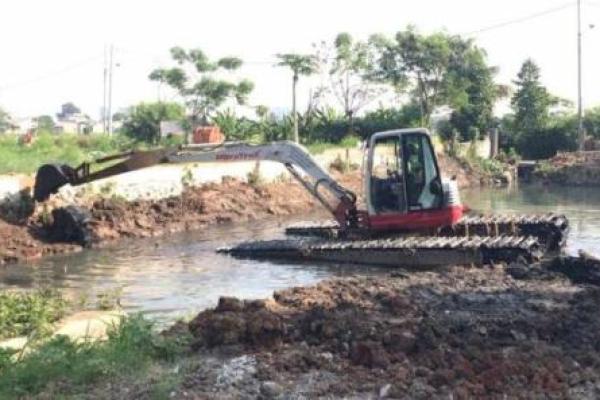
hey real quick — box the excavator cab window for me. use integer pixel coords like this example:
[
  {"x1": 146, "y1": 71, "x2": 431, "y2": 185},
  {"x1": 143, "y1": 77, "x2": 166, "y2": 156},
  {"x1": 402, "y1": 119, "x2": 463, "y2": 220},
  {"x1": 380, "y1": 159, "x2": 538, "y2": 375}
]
[
  {"x1": 402, "y1": 133, "x2": 443, "y2": 210},
  {"x1": 370, "y1": 136, "x2": 407, "y2": 213}
]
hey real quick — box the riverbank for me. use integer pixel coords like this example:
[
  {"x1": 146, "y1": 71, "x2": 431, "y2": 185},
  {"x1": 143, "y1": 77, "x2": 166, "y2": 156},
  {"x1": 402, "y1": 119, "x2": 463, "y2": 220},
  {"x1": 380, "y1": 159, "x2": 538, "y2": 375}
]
[
  {"x1": 0, "y1": 151, "x2": 480, "y2": 267},
  {"x1": 0, "y1": 170, "x2": 361, "y2": 266},
  {"x1": 3, "y1": 254, "x2": 599, "y2": 399},
  {"x1": 535, "y1": 151, "x2": 600, "y2": 186}
]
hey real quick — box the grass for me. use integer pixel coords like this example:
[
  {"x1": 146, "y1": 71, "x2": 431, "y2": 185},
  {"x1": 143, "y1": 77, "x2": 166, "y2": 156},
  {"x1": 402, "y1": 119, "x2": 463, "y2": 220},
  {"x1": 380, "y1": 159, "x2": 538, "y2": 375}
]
[
  {"x1": 0, "y1": 314, "x2": 188, "y2": 399},
  {"x1": 0, "y1": 131, "x2": 359, "y2": 175},
  {"x1": 306, "y1": 135, "x2": 361, "y2": 155},
  {"x1": 0, "y1": 132, "x2": 135, "y2": 174},
  {"x1": 0, "y1": 289, "x2": 68, "y2": 340}
]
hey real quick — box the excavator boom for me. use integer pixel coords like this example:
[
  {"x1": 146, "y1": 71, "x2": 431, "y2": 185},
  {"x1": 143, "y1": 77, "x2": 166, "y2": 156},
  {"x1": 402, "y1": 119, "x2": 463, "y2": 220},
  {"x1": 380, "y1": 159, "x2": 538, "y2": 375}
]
[{"x1": 33, "y1": 141, "x2": 359, "y2": 228}]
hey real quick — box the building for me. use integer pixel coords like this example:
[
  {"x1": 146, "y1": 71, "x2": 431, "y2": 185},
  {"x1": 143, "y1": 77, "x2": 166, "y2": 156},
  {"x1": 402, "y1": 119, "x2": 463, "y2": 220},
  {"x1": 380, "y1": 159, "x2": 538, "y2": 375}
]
[{"x1": 54, "y1": 113, "x2": 93, "y2": 134}]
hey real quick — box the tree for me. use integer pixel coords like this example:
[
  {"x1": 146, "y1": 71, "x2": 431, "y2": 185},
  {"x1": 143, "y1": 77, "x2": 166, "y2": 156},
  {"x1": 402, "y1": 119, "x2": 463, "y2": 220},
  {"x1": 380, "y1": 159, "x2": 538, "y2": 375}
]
[
  {"x1": 122, "y1": 102, "x2": 185, "y2": 143},
  {"x1": 275, "y1": 53, "x2": 318, "y2": 143},
  {"x1": 35, "y1": 115, "x2": 55, "y2": 132},
  {"x1": 584, "y1": 106, "x2": 600, "y2": 140},
  {"x1": 371, "y1": 28, "x2": 454, "y2": 125},
  {"x1": 57, "y1": 102, "x2": 81, "y2": 120},
  {"x1": 315, "y1": 33, "x2": 385, "y2": 133},
  {"x1": 371, "y1": 28, "x2": 503, "y2": 135},
  {"x1": 112, "y1": 111, "x2": 127, "y2": 122},
  {"x1": 511, "y1": 59, "x2": 553, "y2": 134},
  {"x1": 510, "y1": 60, "x2": 575, "y2": 159},
  {"x1": 445, "y1": 45, "x2": 500, "y2": 141},
  {"x1": 149, "y1": 47, "x2": 254, "y2": 130},
  {"x1": 0, "y1": 107, "x2": 11, "y2": 133}
]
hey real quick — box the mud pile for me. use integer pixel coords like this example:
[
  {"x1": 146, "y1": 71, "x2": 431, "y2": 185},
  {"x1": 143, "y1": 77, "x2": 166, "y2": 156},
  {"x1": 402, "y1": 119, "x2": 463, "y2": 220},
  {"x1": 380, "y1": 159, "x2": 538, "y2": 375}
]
[
  {"x1": 86, "y1": 173, "x2": 361, "y2": 242},
  {"x1": 184, "y1": 260, "x2": 600, "y2": 399},
  {"x1": 536, "y1": 151, "x2": 600, "y2": 186},
  {"x1": 437, "y1": 153, "x2": 483, "y2": 189},
  {"x1": 0, "y1": 172, "x2": 362, "y2": 265},
  {"x1": 0, "y1": 219, "x2": 80, "y2": 265}
]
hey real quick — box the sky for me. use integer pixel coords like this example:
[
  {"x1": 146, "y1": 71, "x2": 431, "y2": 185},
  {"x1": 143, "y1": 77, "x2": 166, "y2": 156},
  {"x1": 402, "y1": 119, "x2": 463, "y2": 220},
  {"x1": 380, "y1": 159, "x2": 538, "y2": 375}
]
[{"x1": 1, "y1": 0, "x2": 599, "y2": 120}]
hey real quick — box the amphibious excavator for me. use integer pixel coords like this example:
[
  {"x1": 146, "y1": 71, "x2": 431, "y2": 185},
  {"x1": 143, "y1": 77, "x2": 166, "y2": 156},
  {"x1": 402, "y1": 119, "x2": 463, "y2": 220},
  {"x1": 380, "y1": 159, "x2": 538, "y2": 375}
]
[{"x1": 33, "y1": 128, "x2": 568, "y2": 267}]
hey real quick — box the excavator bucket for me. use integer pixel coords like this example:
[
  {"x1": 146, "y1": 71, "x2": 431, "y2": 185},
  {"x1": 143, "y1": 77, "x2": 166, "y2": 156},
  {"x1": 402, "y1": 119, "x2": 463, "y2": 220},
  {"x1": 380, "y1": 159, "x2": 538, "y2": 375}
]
[{"x1": 34, "y1": 164, "x2": 75, "y2": 202}]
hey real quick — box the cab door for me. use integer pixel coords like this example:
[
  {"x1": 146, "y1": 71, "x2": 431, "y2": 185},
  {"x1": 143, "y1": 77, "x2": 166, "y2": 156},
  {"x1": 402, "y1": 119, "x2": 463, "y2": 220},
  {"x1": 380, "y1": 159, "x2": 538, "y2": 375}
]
[
  {"x1": 402, "y1": 132, "x2": 444, "y2": 211},
  {"x1": 366, "y1": 129, "x2": 447, "y2": 232},
  {"x1": 366, "y1": 134, "x2": 407, "y2": 215}
]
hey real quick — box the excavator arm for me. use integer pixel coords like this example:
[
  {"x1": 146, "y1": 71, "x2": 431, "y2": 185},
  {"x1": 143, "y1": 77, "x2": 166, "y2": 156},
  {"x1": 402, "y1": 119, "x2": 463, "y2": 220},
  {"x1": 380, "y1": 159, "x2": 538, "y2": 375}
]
[{"x1": 33, "y1": 141, "x2": 359, "y2": 228}]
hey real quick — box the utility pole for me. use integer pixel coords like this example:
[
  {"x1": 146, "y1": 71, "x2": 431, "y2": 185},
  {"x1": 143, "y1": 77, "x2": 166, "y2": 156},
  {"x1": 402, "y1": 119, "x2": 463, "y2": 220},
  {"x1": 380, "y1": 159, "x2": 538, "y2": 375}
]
[
  {"x1": 577, "y1": 0, "x2": 585, "y2": 151},
  {"x1": 103, "y1": 45, "x2": 108, "y2": 134},
  {"x1": 292, "y1": 72, "x2": 298, "y2": 143},
  {"x1": 107, "y1": 44, "x2": 114, "y2": 137}
]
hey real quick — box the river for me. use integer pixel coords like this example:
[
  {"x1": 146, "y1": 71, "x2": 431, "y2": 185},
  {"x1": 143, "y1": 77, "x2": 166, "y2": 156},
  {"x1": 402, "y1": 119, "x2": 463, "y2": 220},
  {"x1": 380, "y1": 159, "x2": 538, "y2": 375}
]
[{"x1": 1, "y1": 184, "x2": 598, "y2": 324}]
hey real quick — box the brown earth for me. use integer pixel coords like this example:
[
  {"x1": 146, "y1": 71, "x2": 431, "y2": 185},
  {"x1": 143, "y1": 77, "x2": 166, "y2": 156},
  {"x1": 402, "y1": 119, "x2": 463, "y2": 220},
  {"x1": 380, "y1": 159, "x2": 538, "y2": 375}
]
[
  {"x1": 0, "y1": 219, "x2": 82, "y2": 266},
  {"x1": 437, "y1": 153, "x2": 483, "y2": 189},
  {"x1": 536, "y1": 151, "x2": 600, "y2": 186},
  {"x1": 0, "y1": 172, "x2": 362, "y2": 266},
  {"x1": 175, "y1": 257, "x2": 600, "y2": 399}
]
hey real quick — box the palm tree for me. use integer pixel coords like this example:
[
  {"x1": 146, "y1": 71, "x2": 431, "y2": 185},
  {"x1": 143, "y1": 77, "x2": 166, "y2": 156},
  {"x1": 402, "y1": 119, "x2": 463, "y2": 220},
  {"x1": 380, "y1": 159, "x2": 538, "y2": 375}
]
[{"x1": 275, "y1": 53, "x2": 318, "y2": 143}]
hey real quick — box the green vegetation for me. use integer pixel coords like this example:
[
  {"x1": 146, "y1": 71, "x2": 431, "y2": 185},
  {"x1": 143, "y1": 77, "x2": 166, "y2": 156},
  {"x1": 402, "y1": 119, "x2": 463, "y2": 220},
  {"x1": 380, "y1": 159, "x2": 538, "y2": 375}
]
[
  {"x1": 0, "y1": 314, "x2": 187, "y2": 399},
  {"x1": 0, "y1": 107, "x2": 13, "y2": 134},
  {"x1": 0, "y1": 289, "x2": 68, "y2": 340},
  {"x1": 122, "y1": 102, "x2": 185, "y2": 143},
  {"x1": 498, "y1": 59, "x2": 578, "y2": 159},
  {"x1": 276, "y1": 53, "x2": 319, "y2": 143},
  {"x1": 3, "y1": 28, "x2": 599, "y2": 176},
  {"x1": 370, "y1": 28, "x2": 502, "y2": 136},
  {"x1": 316, "y1": 33, "x2": 384, "y2": 132},
  {"x1": 0, "y1": 132, "x2": 133, "y2": 174},
  {"x1": 307, "y1": 135, "x2": 360, "y2": 154},
  {"x1": 149, "y1": 47, "x2": 254, "y2": 126}
]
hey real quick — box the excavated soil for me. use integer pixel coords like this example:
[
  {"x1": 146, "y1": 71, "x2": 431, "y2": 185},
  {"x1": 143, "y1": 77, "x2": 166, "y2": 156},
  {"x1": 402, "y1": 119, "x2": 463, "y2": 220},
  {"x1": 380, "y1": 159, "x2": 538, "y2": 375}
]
[
  {"x1": 178, "y1": 257, "x2": 600, "y2": 399},
  {"x1": 0, "y1": 172, "x2": 362, "y2": 266},
  {"x1": 437, "y1": 153, "x2": 483, "y2": 189},
  {"x1": 536, "y1": 151, "x2": 600, "y2": 186},
  {"x1": 0, "y1": 219, "x2": 81, "y2": 265},
  {"x1": 84, "y1": 171, "x2": 360, "y2": 242}
]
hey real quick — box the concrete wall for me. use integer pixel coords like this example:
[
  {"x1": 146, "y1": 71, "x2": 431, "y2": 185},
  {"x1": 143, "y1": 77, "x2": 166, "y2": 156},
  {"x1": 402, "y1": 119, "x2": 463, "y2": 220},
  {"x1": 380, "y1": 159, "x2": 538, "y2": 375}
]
[
  {"x1": 0, "y1": 152, "x2": 350, "y2": 203},
  {"x1": 455, "y1": 136, "x2": 492, "y2": 159}
]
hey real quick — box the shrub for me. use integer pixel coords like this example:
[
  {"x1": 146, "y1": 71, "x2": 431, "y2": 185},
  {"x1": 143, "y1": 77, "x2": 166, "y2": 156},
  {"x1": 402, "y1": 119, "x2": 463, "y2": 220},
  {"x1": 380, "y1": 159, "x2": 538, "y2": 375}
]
[
  {"x1": 0, "y1": 314, "x2": 181, "y2": 398},
  {"x1": 122, "y1": 102, "x2": 185, "y2": 144},
  {"x1": 0, "y1": 289, "x2": 68, "y2": 340},
  {"x1": 516, "y1": 126, "x2": 577, "y2": 160}
]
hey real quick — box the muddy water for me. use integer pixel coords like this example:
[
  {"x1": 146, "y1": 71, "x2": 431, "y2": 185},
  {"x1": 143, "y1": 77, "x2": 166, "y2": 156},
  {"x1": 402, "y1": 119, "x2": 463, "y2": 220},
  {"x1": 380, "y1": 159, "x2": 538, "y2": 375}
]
[
  {"x1": 0, "y1": 214, "x2": 385, "y2": 324},
  {"x1": 0, "y1": 184, "x2": 598, "y2": 323}
]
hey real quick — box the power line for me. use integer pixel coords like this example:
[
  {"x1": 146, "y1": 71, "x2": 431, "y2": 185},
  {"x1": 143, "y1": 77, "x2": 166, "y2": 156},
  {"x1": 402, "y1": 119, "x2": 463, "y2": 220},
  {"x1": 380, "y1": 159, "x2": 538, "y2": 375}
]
[
  {"x1": 461, "y1": 2, "x2": 576, "y2": 36},
  {"x1": 0, "y1": 54, "x2": 103, "y2": 92},
  {"x1": 0, "y1": 3, "x2": 583, "y2": 100}
]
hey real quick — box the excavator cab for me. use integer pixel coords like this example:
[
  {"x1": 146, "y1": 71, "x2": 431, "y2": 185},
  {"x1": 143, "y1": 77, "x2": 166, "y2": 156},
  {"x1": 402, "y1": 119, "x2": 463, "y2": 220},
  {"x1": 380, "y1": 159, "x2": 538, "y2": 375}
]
[{"x1": 365, "y1": 129, "x2": 459, "y2": 232}]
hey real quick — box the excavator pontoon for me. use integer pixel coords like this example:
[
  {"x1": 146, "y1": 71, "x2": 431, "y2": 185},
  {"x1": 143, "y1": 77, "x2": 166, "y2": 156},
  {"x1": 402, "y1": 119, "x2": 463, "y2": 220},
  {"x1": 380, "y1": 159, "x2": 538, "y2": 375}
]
[{"x1": 33, "y1": 129, "x2": 569, "y2": 267}]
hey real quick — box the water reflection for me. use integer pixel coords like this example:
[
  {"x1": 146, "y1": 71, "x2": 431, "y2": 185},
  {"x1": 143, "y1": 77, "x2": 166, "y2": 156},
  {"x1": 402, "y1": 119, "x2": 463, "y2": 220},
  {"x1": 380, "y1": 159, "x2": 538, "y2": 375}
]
[{"x1": 0, "y1": 214, "x2": 387, "y2": 324}]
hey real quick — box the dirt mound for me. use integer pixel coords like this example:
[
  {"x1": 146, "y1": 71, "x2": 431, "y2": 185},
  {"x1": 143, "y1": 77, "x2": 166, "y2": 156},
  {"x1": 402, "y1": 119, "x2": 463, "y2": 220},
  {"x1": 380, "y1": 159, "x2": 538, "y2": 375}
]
[
  {"x1": 185, "y1": 262, "x2": 600, "y2": 398},
  {"x1": 189, "y1": 297, "x2": 284, "y2": 349},
  {"x1": 84, "y1": 175, "x2": 342, "y2": 242},
  {"x1": 0, "y1": 219, "x2": 80, "y2": 265},
  {"x1": 437, "y1": 153, "x2": 482, "y2": 189},
  {"x1": 536, "y1": 151, "x2": 600, "y2": 186},
  {"x1": 0, "y1": 172, "x2": 362, "y2": 265}
]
